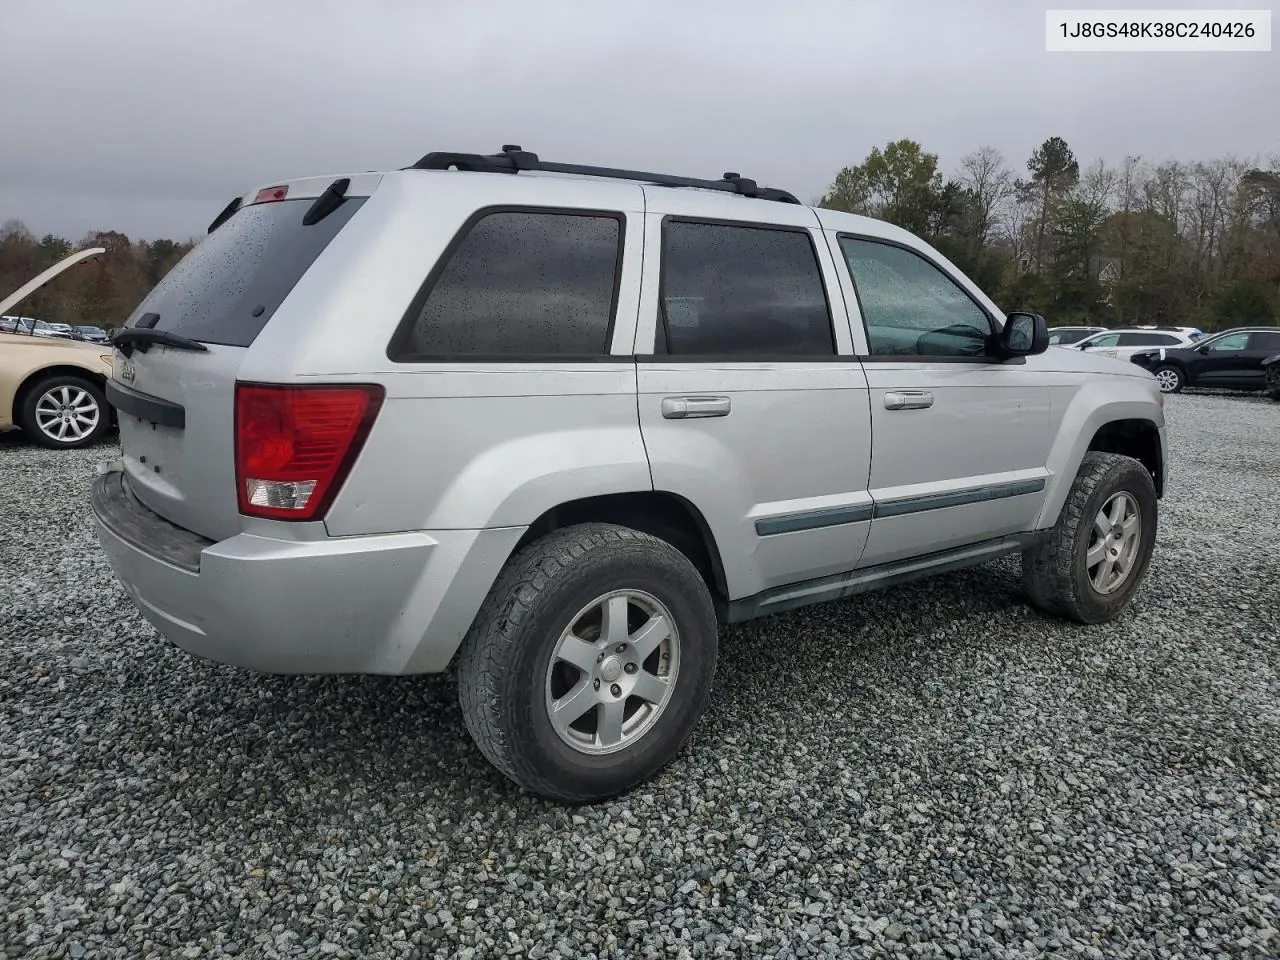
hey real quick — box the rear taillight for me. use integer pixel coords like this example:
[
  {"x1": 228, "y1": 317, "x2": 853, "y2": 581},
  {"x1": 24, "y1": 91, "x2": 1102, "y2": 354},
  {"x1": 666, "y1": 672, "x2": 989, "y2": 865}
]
[{"x1": 234, "y1": 382, "x2": 383, "y2": 521}]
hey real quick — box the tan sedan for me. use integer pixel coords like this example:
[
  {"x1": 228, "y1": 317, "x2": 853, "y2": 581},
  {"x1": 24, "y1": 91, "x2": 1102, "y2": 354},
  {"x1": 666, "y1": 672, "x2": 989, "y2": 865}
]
[
  {"x1": 0, "y1": 245, "x2": 114, "y2": 448},
  {"x1": 1, "y1": 330, "x2": 115, "y2": 447}
]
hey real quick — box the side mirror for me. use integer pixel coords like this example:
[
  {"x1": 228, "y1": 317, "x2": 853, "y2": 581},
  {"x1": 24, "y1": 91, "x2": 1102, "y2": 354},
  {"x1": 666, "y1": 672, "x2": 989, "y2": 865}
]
[{"x1": 1000, "y1": 312, "x2": 1048, "y2": 357}]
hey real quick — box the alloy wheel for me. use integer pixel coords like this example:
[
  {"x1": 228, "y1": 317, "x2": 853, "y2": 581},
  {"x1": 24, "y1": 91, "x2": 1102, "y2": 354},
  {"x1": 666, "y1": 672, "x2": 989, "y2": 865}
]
[
  {"x1": 544, "y1": 589, "x2": 681, "y2": 756},
  {"x1": 34, "y1": 385, "x2": 100, "y2": 444},
  {"x1": 1086, "y1": 491, "x2": 1142, "y2": 595}
]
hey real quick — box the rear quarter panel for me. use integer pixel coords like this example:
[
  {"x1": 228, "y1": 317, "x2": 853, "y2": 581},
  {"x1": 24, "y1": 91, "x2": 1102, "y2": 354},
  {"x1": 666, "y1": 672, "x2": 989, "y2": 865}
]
[
  {"x1": 238, "y1": 172, "x2": 655, "y2": 536},
  {"x1": 324, "y1": 367, "x2": 652, "y2": 535}
]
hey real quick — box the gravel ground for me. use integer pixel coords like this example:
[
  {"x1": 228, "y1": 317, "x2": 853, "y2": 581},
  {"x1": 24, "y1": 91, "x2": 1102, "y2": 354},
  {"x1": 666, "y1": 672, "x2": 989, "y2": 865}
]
[{"x1": 2, "y1": 392, "x2": 1278, "y2": 960}]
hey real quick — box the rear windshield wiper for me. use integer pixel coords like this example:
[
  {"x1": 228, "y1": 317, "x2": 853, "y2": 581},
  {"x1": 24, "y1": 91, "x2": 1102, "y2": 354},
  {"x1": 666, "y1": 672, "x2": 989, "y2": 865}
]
[
  {"x1": 208, "y1": 196, "x2": 242, "y2": 234},
  {"x1": 111, "y1": 328, "x2": 210, "y2": 358},
  {"x1": 303, "y1": 177, "x2": 351, "y2": 226}
]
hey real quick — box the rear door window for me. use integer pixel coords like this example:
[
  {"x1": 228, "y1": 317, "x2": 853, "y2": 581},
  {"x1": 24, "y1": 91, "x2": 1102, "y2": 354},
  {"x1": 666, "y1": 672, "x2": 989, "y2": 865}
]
[
  {"x1": 123, "y1": 197, "x2": 366, "y2": 348},
  {"x1": 391, "y1": 209, "x2": 623, "y2": 359},
  {"x1": 659, "y1": 221, "x2": 834, "y2": 356},
  {"x1": 1247, "y1": 331, "x2": 1280, "y2": 352}
]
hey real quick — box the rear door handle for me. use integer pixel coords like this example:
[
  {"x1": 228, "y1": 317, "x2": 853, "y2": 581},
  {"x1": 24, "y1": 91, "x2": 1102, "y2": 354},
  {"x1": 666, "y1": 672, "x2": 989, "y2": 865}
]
[
  {"x1": 884, "y1": 390, "x2": 934, "y2": 410},
  {"x1": 661, "y1": 396, "x2": 732, "y2": 419}
]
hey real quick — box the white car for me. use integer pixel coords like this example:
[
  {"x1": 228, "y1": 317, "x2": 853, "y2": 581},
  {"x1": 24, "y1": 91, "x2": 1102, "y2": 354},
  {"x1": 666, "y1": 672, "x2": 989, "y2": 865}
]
[
  {"x1": 1072, "y1": 327, "x2": 1200, "y2": 361},
  {"x1": 1047, "y1": 325, "x2": 1107, "y2": 346}
]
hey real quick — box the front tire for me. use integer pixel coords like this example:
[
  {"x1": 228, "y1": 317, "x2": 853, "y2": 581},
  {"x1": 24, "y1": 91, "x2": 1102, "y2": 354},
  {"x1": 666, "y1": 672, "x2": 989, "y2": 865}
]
[
  {"x1": 456, "y1": 523, "x2": 718, "y2": 804},
  {"x1": 18, "y1": 375, "x2": 110, "y2": 449},
  {"x1": 1153, "y1": 365, "x2": 1184, "y2": 394},
  {"x1": 1022, "y1": 452, "x2": 1158, "y2": 624}
]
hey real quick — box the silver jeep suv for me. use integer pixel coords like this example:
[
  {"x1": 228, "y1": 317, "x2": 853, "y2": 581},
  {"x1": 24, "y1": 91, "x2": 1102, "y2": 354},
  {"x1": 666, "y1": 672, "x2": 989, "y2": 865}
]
[{"x1": 91, "y1": 146, "x2": 1168, "y2": 803}]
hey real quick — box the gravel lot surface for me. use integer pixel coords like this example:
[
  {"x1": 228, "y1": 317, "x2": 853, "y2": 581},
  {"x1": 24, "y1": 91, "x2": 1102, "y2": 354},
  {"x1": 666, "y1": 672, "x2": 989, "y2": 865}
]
[{"x1": 2, "y1": 392, "x2": 1278, "y2": 960}]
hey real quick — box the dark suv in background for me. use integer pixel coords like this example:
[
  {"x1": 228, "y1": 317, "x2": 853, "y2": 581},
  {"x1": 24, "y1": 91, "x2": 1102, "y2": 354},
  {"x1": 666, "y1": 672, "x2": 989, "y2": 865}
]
[{"x1": 1130, "y1": 326, "x2": 1280, "y2": 395}]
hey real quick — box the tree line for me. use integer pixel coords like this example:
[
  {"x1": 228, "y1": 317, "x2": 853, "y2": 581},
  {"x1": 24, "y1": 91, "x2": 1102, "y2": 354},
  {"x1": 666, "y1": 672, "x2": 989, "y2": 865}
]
[
  {"x1": 0, "y1": 222, "x2": 193, "y2": 329},
  {"x1": 2, "y1": 135, "x2": 1278, "y2": 332},
  {"x1": 818, "y1": 137, "x2": 1280, "y2": 331}
]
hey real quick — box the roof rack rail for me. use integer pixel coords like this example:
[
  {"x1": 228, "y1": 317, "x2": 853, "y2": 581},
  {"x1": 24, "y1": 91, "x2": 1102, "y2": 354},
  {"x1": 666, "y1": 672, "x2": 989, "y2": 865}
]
[{"x1": 406, "y1": 145, "x2": 801, "y2": 204}]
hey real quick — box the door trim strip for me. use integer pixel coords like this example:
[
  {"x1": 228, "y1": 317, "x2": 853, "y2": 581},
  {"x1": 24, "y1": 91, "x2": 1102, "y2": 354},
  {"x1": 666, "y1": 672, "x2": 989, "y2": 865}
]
[
  {"x1": 872, "y1": 477, "x2": 1047, "y2": 519},
  {"x1": 754, "y1": 503, "x2": 875, "y2": 536},
  {"x1": 755, "y1": 477, "x2": 1047, "y2": 536}
]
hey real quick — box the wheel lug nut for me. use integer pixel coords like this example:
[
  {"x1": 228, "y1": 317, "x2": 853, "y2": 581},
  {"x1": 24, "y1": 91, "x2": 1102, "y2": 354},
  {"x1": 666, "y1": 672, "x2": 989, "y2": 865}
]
[
  {"x1": 593, "y1": 679, "x2": 600, "y2": 690},
  {"x1": 615, "y1": 644, "x2": 626, "y2": 653},
  {"x1": 610, "y1": 684, "x2": 622, "y2": 697},
  {"x1": 624, "y1": 662, "x2": 637, "y2": 674}
]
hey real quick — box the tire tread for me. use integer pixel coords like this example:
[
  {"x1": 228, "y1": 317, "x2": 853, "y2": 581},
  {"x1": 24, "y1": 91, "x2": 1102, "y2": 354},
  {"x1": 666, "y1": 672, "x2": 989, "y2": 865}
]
[
  {"x1": 1022, "y1": 451, "x2": 1157, "y2": 625},
  {"x1": 456, "y1": 522, "x2": 715, "y2": 802}
]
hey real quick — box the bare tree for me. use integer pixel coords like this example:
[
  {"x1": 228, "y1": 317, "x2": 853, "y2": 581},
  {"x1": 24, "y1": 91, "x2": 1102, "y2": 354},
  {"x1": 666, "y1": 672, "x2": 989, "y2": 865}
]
[
  {"x1": 999, "y1": 190, "x2": 1037, "y2": 265},
  {"x1": 958, "y1": 146, "x2": 1014, "y2": 258},
  {"x1": 0, "y1": 219, "x2": 34, "y2": 241},
  {"x1": 1117, "y1": 155, "x2": 1145, "y2": 215}
]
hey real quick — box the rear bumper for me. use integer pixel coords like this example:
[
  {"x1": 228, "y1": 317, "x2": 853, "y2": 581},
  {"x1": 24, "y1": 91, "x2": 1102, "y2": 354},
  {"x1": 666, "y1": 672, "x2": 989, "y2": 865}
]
[{"x1": 90, "y1": 468, "x2": 524, "y2": 675}]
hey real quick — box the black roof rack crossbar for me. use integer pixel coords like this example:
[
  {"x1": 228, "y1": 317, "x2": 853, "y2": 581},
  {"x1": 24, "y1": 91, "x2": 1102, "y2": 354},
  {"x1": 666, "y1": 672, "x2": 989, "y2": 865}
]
[{"x1": 407, "y1": 145, "x2": 801, "y2": 204}]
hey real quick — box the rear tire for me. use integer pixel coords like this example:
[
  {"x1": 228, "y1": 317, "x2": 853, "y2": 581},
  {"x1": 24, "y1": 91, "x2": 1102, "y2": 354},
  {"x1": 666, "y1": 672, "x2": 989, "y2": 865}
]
[
  {"x1": 1153, "y1": 365, "x2": 1184, "y2": 394},
  {"x1": 18, "y1": 375, "x2": 110, "y2": 449},
  {"x1": 456, "y1": 523, "x2": 718, "y2": 804},
  {"x1": 1022, "y1": 452, "x2": 1158, "y2": 624}
]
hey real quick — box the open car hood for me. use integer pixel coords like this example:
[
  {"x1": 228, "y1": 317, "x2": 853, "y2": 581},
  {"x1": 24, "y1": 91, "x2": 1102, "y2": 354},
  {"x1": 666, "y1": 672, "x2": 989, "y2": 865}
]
[{"x1": 0, "y1": 246, "x2": 106, "y2": 318}]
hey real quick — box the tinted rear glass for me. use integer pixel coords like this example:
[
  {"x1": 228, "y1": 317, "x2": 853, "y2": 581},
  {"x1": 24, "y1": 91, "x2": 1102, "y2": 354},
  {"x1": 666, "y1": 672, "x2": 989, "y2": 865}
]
[
  {"x1": 392, "y1": 210, "x2": 623, "y2": 359},
  {"x1": 1249, "y1": 331, "x2": 1280, "y2": 352},
  {"x1": 122, "y1": 197, "x2": 365, "y2": 348},
  {"x1": 664, "y1": 222, "x2": 834, "y2": 356}
]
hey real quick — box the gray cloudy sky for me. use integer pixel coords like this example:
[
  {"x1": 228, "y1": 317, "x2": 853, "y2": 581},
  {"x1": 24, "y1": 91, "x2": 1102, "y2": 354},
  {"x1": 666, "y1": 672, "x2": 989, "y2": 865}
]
[{"x1": 2, "y1": 0, "x2": 1276, "y2": 241}]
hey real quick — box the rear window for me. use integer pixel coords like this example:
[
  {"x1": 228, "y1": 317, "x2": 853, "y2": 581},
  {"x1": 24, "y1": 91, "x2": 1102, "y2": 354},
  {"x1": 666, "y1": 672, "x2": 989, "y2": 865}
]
[{"x1": 122, "y1": 197, "x2": 365, "y2": 348}]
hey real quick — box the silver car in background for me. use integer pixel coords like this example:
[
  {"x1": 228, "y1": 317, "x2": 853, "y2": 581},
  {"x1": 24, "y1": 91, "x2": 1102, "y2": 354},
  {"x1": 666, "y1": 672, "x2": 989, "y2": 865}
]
[{"x1": 90, "y1": 146, "x2": 1168, "y2": 803}]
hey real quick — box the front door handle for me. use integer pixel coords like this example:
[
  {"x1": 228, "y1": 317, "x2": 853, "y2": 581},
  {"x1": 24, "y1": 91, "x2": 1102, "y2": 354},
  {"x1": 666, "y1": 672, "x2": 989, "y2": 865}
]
[
  {"x1": 661, "y1": 396, "x2": 732, "y2": 419},
  {"x1": 884, "y1": 390, "x2": 934, "y2": 410}
]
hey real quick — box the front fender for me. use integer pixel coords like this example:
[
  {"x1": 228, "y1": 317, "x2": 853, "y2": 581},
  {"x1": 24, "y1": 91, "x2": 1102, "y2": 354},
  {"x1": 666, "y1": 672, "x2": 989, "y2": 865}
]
[{"x1": 1035, "y1": 377, "x2": 1166, "y2": 529}]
